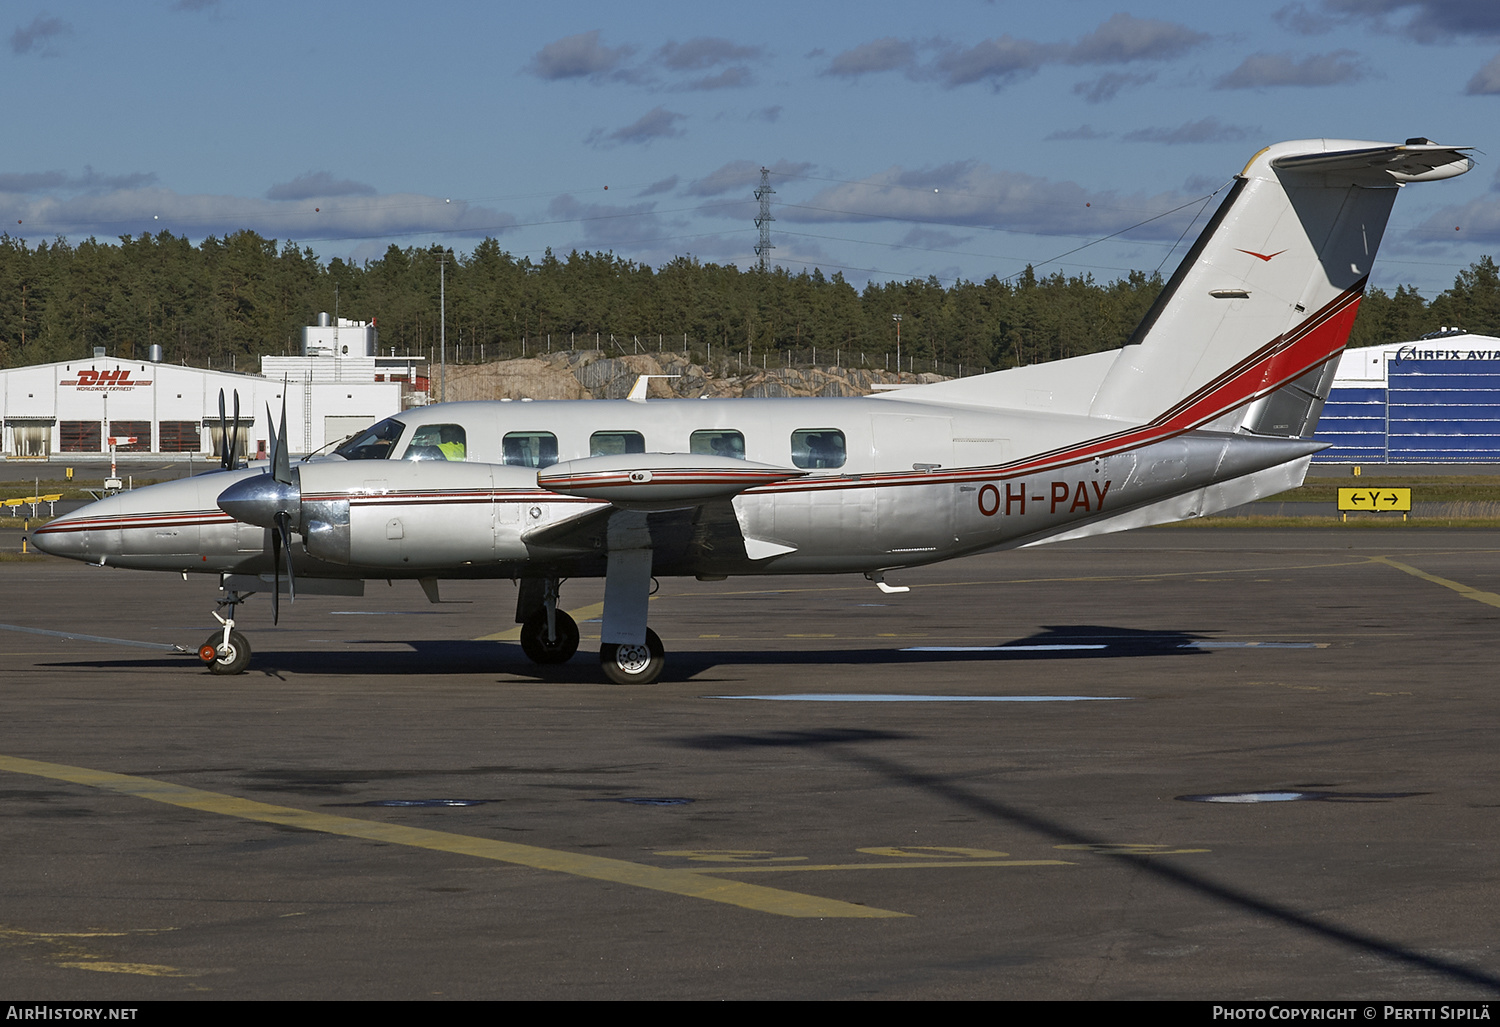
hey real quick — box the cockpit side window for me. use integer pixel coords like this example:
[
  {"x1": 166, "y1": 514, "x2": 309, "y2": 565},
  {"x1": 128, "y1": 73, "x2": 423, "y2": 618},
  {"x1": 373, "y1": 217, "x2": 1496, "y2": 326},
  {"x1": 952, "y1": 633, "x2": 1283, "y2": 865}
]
[
  {"x1": 791, "y1": 428, "x2": 847, "y2": 469},
  {"x1": 333, "y1": 417, "x2": 405, "y2": 460},
  {"x1": 503, "y1": 431, "x2": 559, "y2": 468},
  {"x1": 690, "y1": 429, "x2": 745, "y2": 460},
  {"x1": 402, "y1": 423, "x2": 467, "y2": 461},
  {"x1": 590, "y1": 430, "x2": 645, "y2": 457}
]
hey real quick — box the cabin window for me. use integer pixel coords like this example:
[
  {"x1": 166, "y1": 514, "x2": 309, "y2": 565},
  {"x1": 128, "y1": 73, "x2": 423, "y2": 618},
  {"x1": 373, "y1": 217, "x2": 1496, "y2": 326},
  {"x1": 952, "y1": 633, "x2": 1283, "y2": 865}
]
[
  {"x1": 790, "y1": 428, "x2": 846, "y2": 469},
  {"x1": 690, "y1": 429, "x2": 745, "y2": 460},
  {"x1": 334, "y1": 417, "x2": 404, "y2": 460},
  {"x1": 590, "y1": 430, "x2": 645, "y2": 457},
  {"x1": 503, "y1": 431, "x2": 559, "y2": 468},
  {"x1": 402, "y1": 423, "x2": 467, "y2": 461}
]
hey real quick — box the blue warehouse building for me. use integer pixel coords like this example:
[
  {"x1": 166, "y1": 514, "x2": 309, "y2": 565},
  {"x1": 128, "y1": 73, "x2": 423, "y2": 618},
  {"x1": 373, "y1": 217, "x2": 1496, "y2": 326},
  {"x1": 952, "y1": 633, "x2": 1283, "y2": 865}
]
[{"x1": 1315, "y1": 332, "x2": 1500, "y2": 463}]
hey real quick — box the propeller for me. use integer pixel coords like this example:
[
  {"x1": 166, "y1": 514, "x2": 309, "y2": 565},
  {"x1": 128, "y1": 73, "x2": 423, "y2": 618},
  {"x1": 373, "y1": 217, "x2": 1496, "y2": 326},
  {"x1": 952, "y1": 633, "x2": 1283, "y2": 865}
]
[
  {"x1": 215, "y1": 393, "x2": 300, "y2": 624},
  {"x1": 266, "y1": 400, "x2": 295, "y2": 624},
  {"x1": 218, "y1": 388, "x2": 241, "y2": 470}
]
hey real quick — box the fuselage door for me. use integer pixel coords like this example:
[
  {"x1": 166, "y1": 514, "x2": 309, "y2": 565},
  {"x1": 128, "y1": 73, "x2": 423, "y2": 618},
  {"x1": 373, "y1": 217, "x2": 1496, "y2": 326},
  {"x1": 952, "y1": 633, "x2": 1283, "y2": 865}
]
[{"x1": 871, "y1": 413, "x2": 954, "y2": 557}]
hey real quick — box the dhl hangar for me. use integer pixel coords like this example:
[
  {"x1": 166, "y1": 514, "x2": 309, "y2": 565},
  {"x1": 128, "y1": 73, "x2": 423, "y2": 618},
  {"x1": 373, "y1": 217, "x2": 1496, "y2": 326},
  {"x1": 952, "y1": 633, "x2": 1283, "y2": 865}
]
[{"x1": 0, "y1": 316, "x2": 428, "y2": 462}]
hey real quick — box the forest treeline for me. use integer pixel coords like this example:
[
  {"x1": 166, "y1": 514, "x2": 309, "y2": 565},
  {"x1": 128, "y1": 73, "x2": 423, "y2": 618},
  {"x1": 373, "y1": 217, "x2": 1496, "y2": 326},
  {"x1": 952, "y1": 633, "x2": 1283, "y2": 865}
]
[{"x1": 0, "y1": 231, "x2": 1497, "y2": 373}]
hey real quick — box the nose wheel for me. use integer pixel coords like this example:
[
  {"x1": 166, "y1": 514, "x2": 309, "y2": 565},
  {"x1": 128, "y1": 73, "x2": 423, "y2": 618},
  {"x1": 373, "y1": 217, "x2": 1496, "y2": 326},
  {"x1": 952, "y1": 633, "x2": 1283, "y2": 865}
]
[
  {"x1": 200, "y1": 630, "x2": 251, "y2": 675},
  {"x1": 199, "y1": 584, "x2": 254, "y2": 675}
]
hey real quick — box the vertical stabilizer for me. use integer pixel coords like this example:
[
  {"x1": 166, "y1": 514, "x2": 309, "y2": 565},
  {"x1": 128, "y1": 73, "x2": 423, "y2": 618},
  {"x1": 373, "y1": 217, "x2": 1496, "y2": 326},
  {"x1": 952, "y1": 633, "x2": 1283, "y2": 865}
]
[{"x1": 1089, "y1": 139, "x2": 1472, "y2": 434}]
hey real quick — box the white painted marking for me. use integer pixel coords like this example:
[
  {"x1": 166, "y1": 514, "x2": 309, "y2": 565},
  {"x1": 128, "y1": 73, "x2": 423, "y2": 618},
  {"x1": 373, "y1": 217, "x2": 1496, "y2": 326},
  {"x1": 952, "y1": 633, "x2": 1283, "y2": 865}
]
[
  {"x1": 901, "y1": 644, "x2": 1108, "y2": 652},
  {"x1": 901, "y1": 641, "x2": 1323, "y2": 653},
  {"x1": 1182, "y1": 642, "x2": 1322, "y2": 649},
  {"x1": 1199, "y1": 792, "x2": 1305, "y2": 803},
  {"x1": 710, "y1": 694, "x2": 1129, "y2": 703},
  {"x1": 329, "y1": 611, "x2": 444, "y2": 616}
]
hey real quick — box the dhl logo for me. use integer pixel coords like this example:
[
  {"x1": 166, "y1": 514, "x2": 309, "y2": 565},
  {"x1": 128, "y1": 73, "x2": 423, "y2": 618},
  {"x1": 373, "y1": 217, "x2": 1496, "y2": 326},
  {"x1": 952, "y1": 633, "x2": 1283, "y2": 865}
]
[{"x1": 60, "y1": 369, "x2": 152, "y2": 389}]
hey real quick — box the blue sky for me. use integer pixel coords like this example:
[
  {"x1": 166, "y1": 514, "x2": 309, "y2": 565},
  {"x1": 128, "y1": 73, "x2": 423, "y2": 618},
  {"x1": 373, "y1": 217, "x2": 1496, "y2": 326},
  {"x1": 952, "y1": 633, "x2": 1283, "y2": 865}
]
[{"x1": 3, "y1": 0, "x2": 1499, "y2": 297}]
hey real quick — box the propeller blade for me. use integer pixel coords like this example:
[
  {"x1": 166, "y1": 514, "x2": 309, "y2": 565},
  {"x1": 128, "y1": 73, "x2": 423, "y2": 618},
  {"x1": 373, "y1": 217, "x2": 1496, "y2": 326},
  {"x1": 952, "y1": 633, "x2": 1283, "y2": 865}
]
[
  {"x1": 273, "y1": 391, "x2": 291, "y2": 485},
  {"x1": 270, "y1": 517, "x2": 281, "y2": 625},
  {"x1": 275, "y1": 510, "x2": 295, "y2": 612},
  {"x1": 265, "y1": 402, "x2": 277, "y2": 471},
  {"x1": 277, "y1": 509, "x2": 294, "y2": 605},
  {"x1": 219, "y1": 389, "x2": 230, "y2": 470},
  {"x1": 229, "y1": 391, "x2": 241, "y2": 469}
]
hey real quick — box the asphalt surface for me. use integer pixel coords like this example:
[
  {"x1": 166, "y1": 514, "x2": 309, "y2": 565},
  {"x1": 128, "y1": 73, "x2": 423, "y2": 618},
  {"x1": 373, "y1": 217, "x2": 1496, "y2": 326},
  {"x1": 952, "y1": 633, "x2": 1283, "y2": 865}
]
[{"x1": 1, "y1": 528, "x2": 1497, "y2": 1000}]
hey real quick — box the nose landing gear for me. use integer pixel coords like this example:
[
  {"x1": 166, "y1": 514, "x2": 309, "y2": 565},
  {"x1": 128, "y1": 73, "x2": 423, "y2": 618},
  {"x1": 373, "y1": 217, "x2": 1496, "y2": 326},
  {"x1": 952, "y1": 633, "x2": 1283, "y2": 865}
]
[{"x1": 200, "y1": 587, "x2": 253, "y2": 675}]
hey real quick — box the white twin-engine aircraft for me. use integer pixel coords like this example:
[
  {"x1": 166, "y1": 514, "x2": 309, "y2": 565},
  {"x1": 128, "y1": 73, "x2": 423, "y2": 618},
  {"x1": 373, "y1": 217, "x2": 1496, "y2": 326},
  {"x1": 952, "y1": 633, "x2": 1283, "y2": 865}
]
[{"x1": 33, "y1": 138, "x2": 1474, "y2": 684}]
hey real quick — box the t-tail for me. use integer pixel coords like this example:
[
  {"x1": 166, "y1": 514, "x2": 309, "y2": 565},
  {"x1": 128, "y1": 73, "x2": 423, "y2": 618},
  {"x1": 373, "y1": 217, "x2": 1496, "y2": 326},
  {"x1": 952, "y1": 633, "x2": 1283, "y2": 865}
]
[{"x1": 1089, "y1": 138, "x2": 1473, "y2": 436}]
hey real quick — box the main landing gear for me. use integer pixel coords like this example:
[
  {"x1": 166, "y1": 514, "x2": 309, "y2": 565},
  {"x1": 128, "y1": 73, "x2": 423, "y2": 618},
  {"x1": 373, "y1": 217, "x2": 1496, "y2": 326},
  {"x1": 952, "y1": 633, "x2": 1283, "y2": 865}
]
[
  {"x1": 599, "y1": 628, "x2": 664, "y2": 685},
  {"x1": 516, "y1": 555, "x2": 666, "y2": 684},
  {"x1": 516, "y1": 577, "x2": 581, "y2": 666},
  {"x1": 199, "y1": 587, "x2": 253, "y2": 675},
  {"x1": 519, "y1": 609, "x2": 580, "y2": 664}
]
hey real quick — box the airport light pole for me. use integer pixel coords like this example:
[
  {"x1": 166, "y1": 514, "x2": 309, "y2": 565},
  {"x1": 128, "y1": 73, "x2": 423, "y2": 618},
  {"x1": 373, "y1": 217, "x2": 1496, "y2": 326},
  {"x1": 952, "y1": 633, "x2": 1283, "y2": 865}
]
[
  {"x1": 439, "y1": 256, "x2": 446, "y2": 403},
  {"x1": 892, "y1": 314, "x2": 902, "y2": 375}
]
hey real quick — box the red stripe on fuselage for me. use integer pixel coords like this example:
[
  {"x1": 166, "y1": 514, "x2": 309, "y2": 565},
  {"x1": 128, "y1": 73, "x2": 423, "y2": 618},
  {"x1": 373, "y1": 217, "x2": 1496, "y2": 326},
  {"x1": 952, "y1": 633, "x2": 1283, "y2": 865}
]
[{"x1": 32, "y1": 510, "x2": 236, "y2": 535}]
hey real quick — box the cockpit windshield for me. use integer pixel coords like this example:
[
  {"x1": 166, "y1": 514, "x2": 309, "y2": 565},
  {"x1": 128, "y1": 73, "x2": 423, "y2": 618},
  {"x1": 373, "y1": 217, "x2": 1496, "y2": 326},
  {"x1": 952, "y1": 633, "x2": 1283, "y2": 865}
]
[{"x1": 333, "y1": 417, "x2": 405, "y2": 460}]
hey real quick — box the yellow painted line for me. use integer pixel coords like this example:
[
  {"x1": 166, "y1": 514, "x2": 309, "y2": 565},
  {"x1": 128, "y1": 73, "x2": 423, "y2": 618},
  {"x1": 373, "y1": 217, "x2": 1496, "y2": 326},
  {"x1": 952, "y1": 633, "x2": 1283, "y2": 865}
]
[
  {"x1": 1372, "y1": 556, "x2": 1500, "y2": 610},
  {"x1": 0, "y1": 925, "x2": 191, "y2": 978},
  {"x1": 0, "y1": 754, "x2": 904, "y2": 919},
  {"x1": 55, "y1": 961, "x2": 192, "y2": 977},
  {"x1": 475, "y1": 601, "x2": 604, "y2": 642},
  {"x1": 687, "y1": 859, "x2": 1074, "y2": 873}
]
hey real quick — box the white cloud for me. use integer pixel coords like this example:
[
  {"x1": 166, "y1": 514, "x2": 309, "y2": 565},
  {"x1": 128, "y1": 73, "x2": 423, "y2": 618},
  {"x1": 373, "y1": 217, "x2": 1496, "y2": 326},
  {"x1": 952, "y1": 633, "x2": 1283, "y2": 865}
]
[
  {"x1": 782, "y1": 161, "x2": 1200, "y2": 240},
  {"x1": 11, "y1": 15, "x2": 71, "y2": 57},
  {"x1": 266, "y1": 172, "x2": 377, "y2": 201},
  {"x1": 1122, "y1": 117, "x2": 1258, "y2": 144},
  {"x1": 685, "y1": 160, "x2": 813, "y2": 198},
  {"x1": 821, "y1": 38, "x2": 916, "y2": 78},
  {"x1": 0, "y1": 186, "x2": 517, "y2": 242},
  {"x1": 526, "y1": 31, "x2": 634, "y2": 81},
  {"x1": 1466, "y1": 53, "x2": 1500, "y2": 94},
  {"x1": 591, "y1": 106, "x2": 686, "y2": 147},
  {"x1": 1213, "y1": 50, "x2": 1366, "y2": 89},
  {"x1": 655, "y1": 37, "x2": 764, "y2": 70}
]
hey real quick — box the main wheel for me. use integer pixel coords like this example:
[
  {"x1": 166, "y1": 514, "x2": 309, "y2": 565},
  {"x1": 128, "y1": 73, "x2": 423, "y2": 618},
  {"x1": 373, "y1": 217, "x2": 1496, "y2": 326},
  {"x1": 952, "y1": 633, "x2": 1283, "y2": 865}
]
[
  {"x1": 519, "y1": 609, "x2": 579, "y2": 665},
  {"x1": 199, "y1": 630, "x2": 251, "y2": 675},
  {"x1": 599, "y1": 628, "x2": 664, "y2": 685}
]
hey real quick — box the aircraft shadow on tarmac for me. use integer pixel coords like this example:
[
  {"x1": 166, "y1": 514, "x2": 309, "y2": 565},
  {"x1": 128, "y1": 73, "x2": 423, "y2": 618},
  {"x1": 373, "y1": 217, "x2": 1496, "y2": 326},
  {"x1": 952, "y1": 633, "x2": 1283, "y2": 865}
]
[
  {"x1": 665, "y1": 729, "x2": 1500, "y2": 996},
  {"x1": 34, "y1": 624, "x2": 1211, "y2": 681}
]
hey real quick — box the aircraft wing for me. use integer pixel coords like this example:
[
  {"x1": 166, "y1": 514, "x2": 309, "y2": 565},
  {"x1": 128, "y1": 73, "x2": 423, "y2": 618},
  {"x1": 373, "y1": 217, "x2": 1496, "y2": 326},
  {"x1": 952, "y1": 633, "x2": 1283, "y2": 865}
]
[{"x1": 524, "y1": 452, "x2": 807, "y2": 568}]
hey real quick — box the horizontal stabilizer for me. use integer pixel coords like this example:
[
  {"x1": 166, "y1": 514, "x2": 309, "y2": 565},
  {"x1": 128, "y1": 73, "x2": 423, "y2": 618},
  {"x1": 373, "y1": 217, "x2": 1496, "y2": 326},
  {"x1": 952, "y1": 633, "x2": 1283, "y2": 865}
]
[{"x1": 1270, "y1": 142, "x2": 1473, "y2": 183}]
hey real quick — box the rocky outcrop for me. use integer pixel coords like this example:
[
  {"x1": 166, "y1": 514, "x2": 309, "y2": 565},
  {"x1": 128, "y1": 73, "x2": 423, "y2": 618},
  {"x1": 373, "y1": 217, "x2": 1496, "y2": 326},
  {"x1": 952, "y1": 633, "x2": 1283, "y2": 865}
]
[{"x1": 438, "y1": 350, "x2": 948, "y2": 402}]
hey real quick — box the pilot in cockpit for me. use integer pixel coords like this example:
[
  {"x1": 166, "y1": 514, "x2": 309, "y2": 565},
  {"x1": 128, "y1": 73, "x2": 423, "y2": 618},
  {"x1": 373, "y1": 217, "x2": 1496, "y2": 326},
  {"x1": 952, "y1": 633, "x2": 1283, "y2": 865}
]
[{"x1": 402, "y1": 423, "x2": 467, "y2": 461}]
